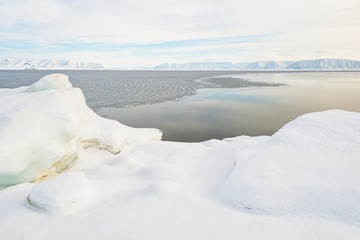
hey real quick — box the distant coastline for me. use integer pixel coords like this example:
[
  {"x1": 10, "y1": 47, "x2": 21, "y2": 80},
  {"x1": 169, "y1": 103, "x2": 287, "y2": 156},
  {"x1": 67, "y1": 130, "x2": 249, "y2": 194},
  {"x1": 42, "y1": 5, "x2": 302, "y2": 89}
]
[
  {"x1": 1, "y1": 58, "x2": 360, "y2": 70},
  {"x1": 0, "y1": 58, "x2": 105, "y2": 70},
  {"x1": 152, "y1": 59, "x2": 360, "y2": 70}
]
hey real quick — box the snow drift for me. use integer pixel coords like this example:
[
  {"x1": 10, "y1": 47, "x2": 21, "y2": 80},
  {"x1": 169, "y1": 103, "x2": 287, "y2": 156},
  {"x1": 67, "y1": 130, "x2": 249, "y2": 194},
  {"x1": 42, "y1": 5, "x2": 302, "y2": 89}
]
[
  {"x1": 0, "y1": 73, "x2": 162, "y2": 187},
  {"x1": 222, "y1": 110, "x2": 360, "y2": 223},
  {"x1": 27, "y1": 171, "x2": 93, "y2": 215}
]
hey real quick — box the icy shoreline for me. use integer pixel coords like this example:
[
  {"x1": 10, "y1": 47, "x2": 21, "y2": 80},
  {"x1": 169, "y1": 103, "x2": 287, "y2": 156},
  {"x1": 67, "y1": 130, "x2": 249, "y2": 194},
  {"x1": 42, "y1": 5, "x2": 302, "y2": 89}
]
[{"x1": 0, "y1": 74, "x2": 359, "y2": 239}]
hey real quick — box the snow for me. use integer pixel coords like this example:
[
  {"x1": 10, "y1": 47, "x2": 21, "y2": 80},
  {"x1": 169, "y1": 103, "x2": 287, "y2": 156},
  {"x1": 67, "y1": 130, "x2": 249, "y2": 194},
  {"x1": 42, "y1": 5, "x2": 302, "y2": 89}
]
[
  {"x1": 27, "y1": 172, "x2": 94, "y2": 215},
  {"x1": 26, "y1": 73, "x2": 73, "y2": 91},
  {"x1": 222, "y1": 110, "x2": 360, "y2": 223},
  {"x1": 0, "y1": 74, "x2": 360, "y2": 239},
  {"x1": 0, "y1": 74, "x2": 161, "y2": 187}
]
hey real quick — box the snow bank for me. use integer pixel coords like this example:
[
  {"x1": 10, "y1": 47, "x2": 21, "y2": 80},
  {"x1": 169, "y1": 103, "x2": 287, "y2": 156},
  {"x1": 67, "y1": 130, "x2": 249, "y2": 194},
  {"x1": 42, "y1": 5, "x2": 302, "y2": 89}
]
[
  {"x1": 27, "y1": 172, "x2": 93, "y2": 215},
  {"x1": 222, "y1": 110, "x2": 360, "y2": 222},
  {"x1": 0, "y1": 74, "x2": 162, "y2": 187}
]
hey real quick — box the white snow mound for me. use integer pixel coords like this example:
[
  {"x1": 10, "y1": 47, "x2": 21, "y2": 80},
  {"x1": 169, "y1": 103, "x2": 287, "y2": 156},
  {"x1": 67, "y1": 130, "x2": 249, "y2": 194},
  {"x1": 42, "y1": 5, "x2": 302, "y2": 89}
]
[
  {"x1": 0, "y1": 74, "x2": 162, "y2": 187},
  {"x1": 27, "y1": 172, "x2": 93, "y2": 215},
  {"x1": 222, "y1": 110, "x2": 360, "y2": 222},
  {"x1": 26, "y1": 73, "x2": 72, "y2": 92}
]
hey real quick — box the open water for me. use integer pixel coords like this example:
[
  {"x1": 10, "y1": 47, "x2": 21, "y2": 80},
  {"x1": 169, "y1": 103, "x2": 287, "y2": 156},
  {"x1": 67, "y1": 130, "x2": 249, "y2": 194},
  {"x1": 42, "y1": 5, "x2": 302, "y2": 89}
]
[{"x1": 1, "y1": 70, "x2": 359, "y2": 142}]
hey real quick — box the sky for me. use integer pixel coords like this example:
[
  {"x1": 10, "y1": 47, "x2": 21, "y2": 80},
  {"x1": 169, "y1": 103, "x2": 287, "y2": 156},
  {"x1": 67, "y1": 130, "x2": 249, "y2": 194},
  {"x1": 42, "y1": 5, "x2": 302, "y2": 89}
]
[{"x1": 0, "y1": 0, "x2": 359, "y2": 68}]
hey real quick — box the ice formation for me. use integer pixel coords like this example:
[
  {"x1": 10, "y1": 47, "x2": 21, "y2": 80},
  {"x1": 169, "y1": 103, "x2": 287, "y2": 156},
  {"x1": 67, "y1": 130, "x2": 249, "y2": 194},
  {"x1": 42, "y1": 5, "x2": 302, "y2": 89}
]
[
  {"x1": 222, "y1": 110, "x2": 360, "y2": 222},
  {"x1": 27, "y1": 172, "x2": 93, "y2": 215},
  {"x1": 25, "y1": 73, "x2": 72, "y2": 91},
  {"x1": 0, "y1": 73, "x2": 162, "y2": 187}
]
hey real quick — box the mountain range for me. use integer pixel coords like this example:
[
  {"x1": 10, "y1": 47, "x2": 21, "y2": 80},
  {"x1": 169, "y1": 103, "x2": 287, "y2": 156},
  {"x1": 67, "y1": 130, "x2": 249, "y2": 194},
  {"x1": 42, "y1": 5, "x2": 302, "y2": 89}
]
[
  {"x1": 1, "y1": 58, "x2": 360, "y2": 70},
  {"x1": 154, "y1": 59, "x2": 360, "y2": 70},
  {"x1": 0, "y1": 59, "x2": 105, "y2": 70},
  {"x1": 154, "y1": 62, "x2": 240, "y2": 70}
]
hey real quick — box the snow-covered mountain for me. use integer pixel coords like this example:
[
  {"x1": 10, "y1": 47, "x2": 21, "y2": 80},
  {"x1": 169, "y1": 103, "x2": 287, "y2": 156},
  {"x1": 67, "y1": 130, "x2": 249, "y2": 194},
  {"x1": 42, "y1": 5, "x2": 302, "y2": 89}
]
[
  {"x1": 236, "y1": 61, "x2": 294, "y2": 70},
  {"x1": 0, "y1": 58, "x2": 105, "y2": 70},
  {"x1": 154, "y1": 59, "x2": 360, "y2": 70},
  {"x1": 154, "y1": 62, "x2": 240, "y2": 70},
  {"x1": 286, "y1": 59, "x2": 360, "y2": 70}
]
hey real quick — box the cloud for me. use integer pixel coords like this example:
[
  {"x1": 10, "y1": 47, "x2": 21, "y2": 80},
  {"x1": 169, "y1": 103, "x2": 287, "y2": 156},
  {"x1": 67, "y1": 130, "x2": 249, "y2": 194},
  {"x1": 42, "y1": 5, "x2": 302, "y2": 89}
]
[{"x1": 0, "y1": 0, "x2": 359, "y2": 67}]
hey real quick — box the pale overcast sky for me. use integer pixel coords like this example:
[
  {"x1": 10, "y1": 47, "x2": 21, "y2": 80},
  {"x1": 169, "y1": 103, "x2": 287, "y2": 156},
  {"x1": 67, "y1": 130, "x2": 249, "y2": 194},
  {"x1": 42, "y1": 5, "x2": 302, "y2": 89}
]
[{"x1": 0, "y1": 0, "x2": 359, "y2": 68}]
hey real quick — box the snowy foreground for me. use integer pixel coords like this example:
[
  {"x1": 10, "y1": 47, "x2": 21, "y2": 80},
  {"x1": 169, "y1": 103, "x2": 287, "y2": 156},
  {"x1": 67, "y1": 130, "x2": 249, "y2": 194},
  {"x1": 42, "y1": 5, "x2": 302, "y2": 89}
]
[{"x1": 0, "y1": 74, "x2": 360, "y2": 239}]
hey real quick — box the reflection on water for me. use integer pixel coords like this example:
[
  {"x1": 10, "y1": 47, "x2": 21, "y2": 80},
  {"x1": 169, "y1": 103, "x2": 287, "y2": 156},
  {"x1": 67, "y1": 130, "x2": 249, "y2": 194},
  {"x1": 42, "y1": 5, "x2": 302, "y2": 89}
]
[{"x1": 97, "y1": 72, "x2": 360, "y2": 142}]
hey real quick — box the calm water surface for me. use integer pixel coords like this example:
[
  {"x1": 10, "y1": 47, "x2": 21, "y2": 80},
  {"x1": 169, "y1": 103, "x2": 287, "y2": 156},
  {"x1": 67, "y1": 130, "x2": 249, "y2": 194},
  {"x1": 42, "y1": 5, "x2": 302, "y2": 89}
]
[{"x1": 1, "y1": 70, "x2": 359, "y2": 142}]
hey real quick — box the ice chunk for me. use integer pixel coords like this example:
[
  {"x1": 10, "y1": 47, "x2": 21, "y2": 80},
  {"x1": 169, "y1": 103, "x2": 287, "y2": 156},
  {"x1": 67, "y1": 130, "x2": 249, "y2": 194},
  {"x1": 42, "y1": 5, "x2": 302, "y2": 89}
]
[
  {"x1": 26, "y1": 73, "x2": 72, "y2": 92},
  {"x1": 0, "y1": 74, "x2": 162, "y2": 187},
  {"x1": 222, "y1": 110, "x2": 360, "y2": 222},
  {"x1": 27, "y1": 172, "x2": 93, "y2": 215}
]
